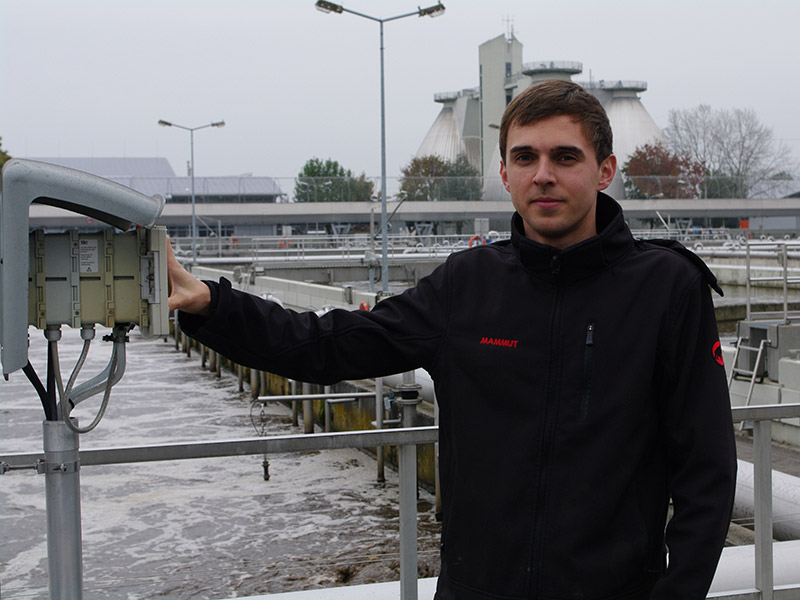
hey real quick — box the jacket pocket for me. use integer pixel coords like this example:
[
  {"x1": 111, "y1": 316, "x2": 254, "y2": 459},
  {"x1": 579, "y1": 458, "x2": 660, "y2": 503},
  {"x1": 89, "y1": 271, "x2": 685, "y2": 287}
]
[{"x1": 579, "y1": 322, "x2": 594, "y2": 421}]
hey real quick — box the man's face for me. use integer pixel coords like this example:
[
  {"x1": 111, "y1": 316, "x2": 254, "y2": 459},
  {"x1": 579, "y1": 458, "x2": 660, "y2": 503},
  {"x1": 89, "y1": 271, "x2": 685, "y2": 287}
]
[{"x1": 500, "y1": 115, "x2": 616, "y2": 249}]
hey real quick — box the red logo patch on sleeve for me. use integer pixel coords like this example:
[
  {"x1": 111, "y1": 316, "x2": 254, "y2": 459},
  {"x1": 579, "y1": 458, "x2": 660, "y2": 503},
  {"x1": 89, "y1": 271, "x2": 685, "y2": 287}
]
[{"x1": 713, "y1": 341, "x2": 724, "y2": 366}]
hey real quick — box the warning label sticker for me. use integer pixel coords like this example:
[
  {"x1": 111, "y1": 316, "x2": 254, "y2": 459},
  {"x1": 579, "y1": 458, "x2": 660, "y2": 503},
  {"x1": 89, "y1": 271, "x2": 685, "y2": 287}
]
[{"x1": 79, "y1": 239, "x2": 100, "y2": 273}]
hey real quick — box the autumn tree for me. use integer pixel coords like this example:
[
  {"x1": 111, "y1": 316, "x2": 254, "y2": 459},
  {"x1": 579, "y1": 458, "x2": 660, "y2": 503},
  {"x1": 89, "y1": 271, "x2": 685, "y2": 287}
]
[
  {"x1": 294, "y1": 157, "x2": 373, "y2": 202},
  {"x1": 665, "y1": 105, "x2": 797, "y2": 198},
  {"x1": 0, "y1": 137, "x2": 11, "y2": 168},
  {"x1": 399, "y1": 154, "x2": 482, "y2": 201},
  {"x1": 622, "y1": 142, "x2": 705, "y2": 199}
]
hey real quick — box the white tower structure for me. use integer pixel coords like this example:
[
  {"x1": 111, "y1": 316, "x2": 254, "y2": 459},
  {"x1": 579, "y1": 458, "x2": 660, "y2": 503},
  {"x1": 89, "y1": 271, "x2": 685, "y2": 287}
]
[
  {"x1": 415, "y1": 88, "x2": 481, "y2": 168},
  {"x1": 416, "y1": 34, "x2": 664, "y2": 201},
  {"x1": 583, "y1": 80, "x2": 664, "y2": 198}
]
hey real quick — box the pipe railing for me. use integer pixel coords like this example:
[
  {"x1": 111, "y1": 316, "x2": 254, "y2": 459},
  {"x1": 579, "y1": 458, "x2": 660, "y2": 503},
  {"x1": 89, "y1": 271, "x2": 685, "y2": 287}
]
[
  {"x1": 729, "y1": 403, "x2": 800, "y2": 600},
  {"x1": 2, "y1": 404, "x2": 800, "y2": 599}
]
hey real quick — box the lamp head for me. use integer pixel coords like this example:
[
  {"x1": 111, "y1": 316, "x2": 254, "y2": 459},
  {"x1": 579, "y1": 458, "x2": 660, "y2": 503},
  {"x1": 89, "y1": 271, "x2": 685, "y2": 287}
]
[
  {"x1": 158, "y1": 120, "x2": 173, "y2": 127},
  {"x1": 418, "y1": 2, "x2": 445, "y2": 17},
  {"x1": 315, "y1": 0, "x2": 343, "y2": 13},
  {"x1": 211, "y1": 120, "x2": 225, "y2": 128}
]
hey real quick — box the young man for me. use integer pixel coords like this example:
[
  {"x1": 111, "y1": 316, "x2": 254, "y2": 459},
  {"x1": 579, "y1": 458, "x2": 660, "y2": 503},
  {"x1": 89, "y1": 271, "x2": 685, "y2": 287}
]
[{"x1": 169, "y1": 80, "x2": 737, "y2": 599}]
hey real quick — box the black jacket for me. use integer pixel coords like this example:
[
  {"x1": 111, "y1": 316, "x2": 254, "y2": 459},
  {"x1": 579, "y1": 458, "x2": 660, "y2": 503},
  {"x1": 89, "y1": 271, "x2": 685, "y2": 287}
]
[{"x1": 180, "y1": 193, "x2": 737, "y2": 599}]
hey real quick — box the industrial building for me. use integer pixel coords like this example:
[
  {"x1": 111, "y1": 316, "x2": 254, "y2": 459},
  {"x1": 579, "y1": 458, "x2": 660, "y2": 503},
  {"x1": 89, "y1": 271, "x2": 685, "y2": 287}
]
[
  {"x1": 415, "y1": 32, "x2": 664, "y2": 200},
  {"x1": 22, "y1": 33, "x2": 799, "y2": 238}
]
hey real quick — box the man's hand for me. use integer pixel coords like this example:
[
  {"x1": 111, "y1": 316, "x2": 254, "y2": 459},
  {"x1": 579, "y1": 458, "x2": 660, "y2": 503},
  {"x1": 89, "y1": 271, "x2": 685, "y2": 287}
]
[{"x1": 166, "y1": 238, "x2": 212, "y2": 316}]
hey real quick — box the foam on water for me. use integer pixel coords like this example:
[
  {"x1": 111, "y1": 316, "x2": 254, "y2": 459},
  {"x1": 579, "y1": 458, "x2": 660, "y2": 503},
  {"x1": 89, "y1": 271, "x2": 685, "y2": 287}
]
[{"x1": 0, "y1": 328, "x2": 440, "y2": 598}]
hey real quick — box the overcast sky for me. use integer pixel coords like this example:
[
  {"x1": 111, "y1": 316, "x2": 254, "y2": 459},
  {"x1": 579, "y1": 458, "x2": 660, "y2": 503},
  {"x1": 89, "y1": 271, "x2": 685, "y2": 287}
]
[{"x1": 1, "y1": 0, "x2": 798, "y2": 181}]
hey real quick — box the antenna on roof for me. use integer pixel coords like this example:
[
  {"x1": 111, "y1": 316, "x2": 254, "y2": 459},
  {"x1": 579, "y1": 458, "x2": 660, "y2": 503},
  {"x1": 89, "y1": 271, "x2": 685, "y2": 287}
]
[{"x1": 503, "y1": 15, "x2": 514, "y2": 42}]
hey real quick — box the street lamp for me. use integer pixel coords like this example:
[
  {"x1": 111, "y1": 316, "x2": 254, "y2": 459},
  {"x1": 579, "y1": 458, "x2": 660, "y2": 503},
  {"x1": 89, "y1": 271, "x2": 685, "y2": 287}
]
[
  {"x1": 315, "y1": 1, "x2": 445, "y2": 293},
  {"x1": 157, "y1": 119, "x2": 225, "y2": 264}
]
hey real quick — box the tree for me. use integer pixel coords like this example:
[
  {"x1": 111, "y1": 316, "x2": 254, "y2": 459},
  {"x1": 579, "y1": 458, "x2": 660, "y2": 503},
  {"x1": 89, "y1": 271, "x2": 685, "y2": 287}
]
[
  {"x1": 294, "y1": 157, "x2": 373, "y2": 202},
  {"x1": 398, "y1": 155, "x2": 450, "y2": 201},
  {"x1": 399, "y1": 154, "x2": 482, "y2": 201},
  {"x1": 0, "y1": 137, "x2": 11, "y2": 169},
  {"x1": 441, "y1": 154, "x2": 483, "y2": 201},
  {"x1": 622, "y1": 142, "x2": 705, "y2": 199},
  {"x1": 665, "y1": 105, "x2": 797, "y2": 198}
]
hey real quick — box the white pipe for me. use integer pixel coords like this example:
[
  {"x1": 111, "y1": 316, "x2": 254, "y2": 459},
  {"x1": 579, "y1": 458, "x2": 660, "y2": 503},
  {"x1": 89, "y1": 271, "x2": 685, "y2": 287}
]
[
  {"x1": 734, "y1": 458, "x2": 800, "y2": 541},
  {"x1": 710, "y1": 540, "x2": 800, "y2": 593}
]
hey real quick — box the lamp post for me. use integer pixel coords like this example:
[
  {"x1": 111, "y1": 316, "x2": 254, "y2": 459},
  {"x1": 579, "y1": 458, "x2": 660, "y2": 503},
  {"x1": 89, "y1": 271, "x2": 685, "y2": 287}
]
[
  {"x1": 315, "y1": 0, "x2": 445, "y2": 294},
  {"x1": 157, "y1": 119, "x2": 225, "y2": 265}
]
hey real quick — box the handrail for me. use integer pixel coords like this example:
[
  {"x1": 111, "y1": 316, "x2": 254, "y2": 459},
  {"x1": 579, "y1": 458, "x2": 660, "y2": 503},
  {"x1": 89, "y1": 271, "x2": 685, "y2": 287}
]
[
  {"x1": 0, "y1": 426, "x2": 438, "y2": 468},
  {"x1": 731, "y1": 403, "x2": 800, "y2": 600},
  {"x1": 2, "y1": 407, "x2": 799, "y2": 599}
]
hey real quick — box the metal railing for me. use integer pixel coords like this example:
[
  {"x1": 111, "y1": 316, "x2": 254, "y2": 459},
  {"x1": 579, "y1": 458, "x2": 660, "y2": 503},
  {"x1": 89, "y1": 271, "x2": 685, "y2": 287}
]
[
  {"x1": 745, "y1": 241, "x2": 800, "y2": 323},
  {"x1": 727, "y1": 403, "x2": 800, "y2": 600},
  {"x1": 2, "y1": 404, "x2": 799, "y2": 599}
]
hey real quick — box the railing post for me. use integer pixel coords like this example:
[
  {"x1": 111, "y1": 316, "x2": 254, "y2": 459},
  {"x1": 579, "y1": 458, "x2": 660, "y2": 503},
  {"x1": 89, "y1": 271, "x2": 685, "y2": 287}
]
[
  {"x1": 303, "y1": 382, "x2": 314, "y2": 434},
  {"x1": 173, "y1": 310, "x2": 180, "y2": 351},
  {"x1": 396, "y1": 371, "x2": 422, "y2": 600},
  {"x1": 249, "y1": 369, "x2": 259, "y2": 399},
  {"x1": 324, "y1": 385, "x2": 332, "y2": 432},
  {"x1": 43, "y1": 419, "x2": 83, "y2": 600},
  {"x1": 753, "y1": 418, "x2": 774, "y2": 600},
  {"x1": 376, "y1": 377, "x2": 385, "y2": 483},
  {"x1": 291, "y1": 380, "x2": 299, "y2": 427}
]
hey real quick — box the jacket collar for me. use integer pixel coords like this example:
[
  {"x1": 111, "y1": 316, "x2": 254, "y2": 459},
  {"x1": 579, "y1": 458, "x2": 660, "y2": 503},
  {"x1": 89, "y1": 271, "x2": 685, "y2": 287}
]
[{"x1": 510, "y1": 192, "x2": 634, "y2": 284}]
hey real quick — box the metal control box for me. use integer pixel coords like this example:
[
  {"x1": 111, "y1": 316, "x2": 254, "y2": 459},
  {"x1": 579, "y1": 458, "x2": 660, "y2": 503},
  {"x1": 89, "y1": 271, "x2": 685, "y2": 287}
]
[{"x1": 27, "y1": 226, "x2": 169, "y2": 337}]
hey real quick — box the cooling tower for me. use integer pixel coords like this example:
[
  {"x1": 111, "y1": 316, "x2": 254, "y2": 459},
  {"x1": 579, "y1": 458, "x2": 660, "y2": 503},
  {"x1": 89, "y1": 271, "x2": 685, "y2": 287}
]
[
  {"x1": 415, "y1": 88, "x2": 481, "y2": 170},
  {"x1": 417, "y1": 34, "x2": 665, "y2": 202},
  {"x1": 522, "y1": 61, "x2": 582, "y2": 83},
  {"x1": 582, "y1": 81, "x2": 664, "y2": 198}
]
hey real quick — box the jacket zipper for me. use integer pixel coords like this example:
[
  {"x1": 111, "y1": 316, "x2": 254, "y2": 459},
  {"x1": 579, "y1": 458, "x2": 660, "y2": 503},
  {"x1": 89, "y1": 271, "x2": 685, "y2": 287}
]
[
  {"x1": 530, "y1": 283, "x2": 562, "y2": 597},
  {"x1": 580, "y1": 322, "x2": 595, "y2": 421}
]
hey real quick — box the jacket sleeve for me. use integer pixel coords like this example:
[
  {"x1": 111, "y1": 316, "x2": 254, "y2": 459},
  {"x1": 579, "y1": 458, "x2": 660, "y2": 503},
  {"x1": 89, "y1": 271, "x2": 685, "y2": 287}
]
[
  {"x1": 650, "y1": 273, "x2": 737, "y2": 599},
  {"x1": 178, "y1": 262, "x2": 450, "y2": 385}
]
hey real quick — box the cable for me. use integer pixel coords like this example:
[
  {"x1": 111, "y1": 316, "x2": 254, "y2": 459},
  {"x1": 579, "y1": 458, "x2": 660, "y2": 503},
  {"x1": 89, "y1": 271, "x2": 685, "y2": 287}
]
[
  {"x1": 63, "y1": 341, "x2": 118, "y2": 434},
  {"x1": 48, "y1": 339, "x2": 66, "y2": 411},
  {"x1": 46, "y1": 340, "x2": 59, "y2": 420},
  {"x1": 23, "y1": 361, "x2": 53, "y2": 420},
  {"x1": 61, "y1": 324, "x2": 129, "y2": 434},
  {"x1": 59, "y1": 337, "x2": 92, "y2": 426}
]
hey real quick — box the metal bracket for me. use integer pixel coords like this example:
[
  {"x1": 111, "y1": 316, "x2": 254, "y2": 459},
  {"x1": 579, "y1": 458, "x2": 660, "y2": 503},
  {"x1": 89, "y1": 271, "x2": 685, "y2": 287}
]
[
  {"x1": 1, "y1": 460, "x2": 43, "y2": 474},
  {"x1": 35, "y1": 459, "x2": 80, "y2": 474}
]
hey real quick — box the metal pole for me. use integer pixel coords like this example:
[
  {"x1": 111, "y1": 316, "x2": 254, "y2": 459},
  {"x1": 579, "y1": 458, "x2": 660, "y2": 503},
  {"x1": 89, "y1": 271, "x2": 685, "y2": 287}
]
[
  {"x1": 43, "y1": 419, "x2": 83, "y2": 600},
  {"x1": 303, "y1": 382, "x2": 314, "y2": 434},
  {"x1": 782, "y1": 244, "x2": 789, "y2": 324},
  {"x1": 324, "y1": 385, "x2": 332, "y2": 432},
  {"x1": 746, "y1": 243, "x2": 752, "y2": 321},
  {"x1": 190, "y1": 129, "x2": 197, "y2": 266},
  {"x1": 753, "y1": 419, "x2": 774, "y2": 600},
  {"x1": 379, "y1": 20, "x2": 389, "y2": 294},
  {"x1": 396, "y1": 371, "x2": 422, "y2": 600},
  {"x1": 376, "y1": 377, "x2": 385, "y2": 482}
]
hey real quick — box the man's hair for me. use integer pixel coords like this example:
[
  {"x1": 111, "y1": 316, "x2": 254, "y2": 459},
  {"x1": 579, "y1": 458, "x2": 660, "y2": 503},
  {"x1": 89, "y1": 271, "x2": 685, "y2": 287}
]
[{"x1": 499, "y1": 80, "x2": 613, "y2": 164}]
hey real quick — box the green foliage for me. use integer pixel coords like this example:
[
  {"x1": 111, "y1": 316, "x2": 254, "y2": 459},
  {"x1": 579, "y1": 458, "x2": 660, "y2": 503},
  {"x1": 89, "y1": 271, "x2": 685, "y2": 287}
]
[
  {"x1": 294, "y1": 157, "x2": 373, "y2": 202},
  {"x1": 0, "y1": 137, "x2": 11, "y2": 168},
  {"x1": 399, "y1": 154, "x2": 482, "y2": 201}
]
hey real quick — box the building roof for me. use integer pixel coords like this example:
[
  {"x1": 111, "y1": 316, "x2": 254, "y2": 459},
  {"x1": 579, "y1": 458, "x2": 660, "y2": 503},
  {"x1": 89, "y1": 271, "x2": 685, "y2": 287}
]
[
  {"x1": 29, "y1": 157, "x2": 176, "y2": 178},
  {"x1": 25, "y1": 157, "x2": 285, "y2": 200}
]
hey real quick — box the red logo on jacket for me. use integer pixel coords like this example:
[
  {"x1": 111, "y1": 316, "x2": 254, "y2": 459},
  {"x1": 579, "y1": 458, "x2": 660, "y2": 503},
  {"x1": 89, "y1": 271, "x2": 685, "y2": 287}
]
[
  {"x1": 713, "y1": 341, "x2": 724, "y2": 366},
  {"x1": 480, "y1": 336, "x2": 519, "y2": 349}
]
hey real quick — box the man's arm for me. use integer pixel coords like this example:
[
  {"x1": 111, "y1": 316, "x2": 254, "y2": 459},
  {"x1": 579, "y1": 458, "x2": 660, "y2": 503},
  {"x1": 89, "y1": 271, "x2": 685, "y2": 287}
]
[
  {"x1": 650, "y1": 275, "x2": 737, "y2": 599},
  {"x1": 167, "y1": 237, "x2": 449, "y2": 385},
  {"x1": 166, "y1": 238, "x2": 211, "y2": 316}
]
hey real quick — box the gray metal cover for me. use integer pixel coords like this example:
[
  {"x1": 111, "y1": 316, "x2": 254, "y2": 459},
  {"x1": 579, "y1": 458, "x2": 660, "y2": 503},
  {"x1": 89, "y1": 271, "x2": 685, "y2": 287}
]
[{"x1": 0, "y1": 159, "x2": 165, "y2": 376}]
